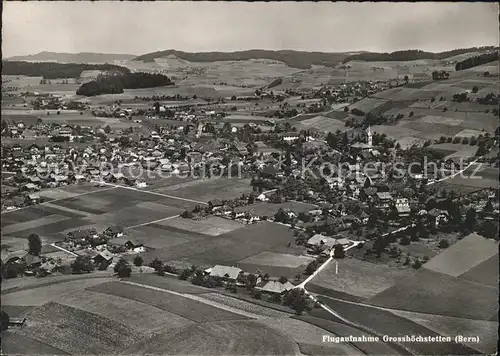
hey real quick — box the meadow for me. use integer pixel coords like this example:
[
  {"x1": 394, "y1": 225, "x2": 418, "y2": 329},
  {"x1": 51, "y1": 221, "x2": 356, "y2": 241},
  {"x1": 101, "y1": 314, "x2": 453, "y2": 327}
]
[
  {"x1": 308, "y1": 257, "x2": 412, "y2": 300},
  {"x1": 422, "y1": 232, "x2": 499, "y2": 277},
  {"x1": 367, "y1": 268, "x2": 498, "y2": 320}
]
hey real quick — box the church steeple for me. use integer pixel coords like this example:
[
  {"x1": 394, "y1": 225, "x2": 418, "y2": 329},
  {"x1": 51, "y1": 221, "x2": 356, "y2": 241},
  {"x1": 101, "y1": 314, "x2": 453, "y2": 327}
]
[{"x1": 367, "y1": 125, "x2": 372, "y2": 147}]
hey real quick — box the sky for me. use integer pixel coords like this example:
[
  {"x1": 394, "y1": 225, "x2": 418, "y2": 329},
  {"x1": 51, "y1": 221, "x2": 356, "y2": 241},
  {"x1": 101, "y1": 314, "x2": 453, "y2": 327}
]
[{"x1": 2, "y1": 1, "x2": 498, "y2": 57}]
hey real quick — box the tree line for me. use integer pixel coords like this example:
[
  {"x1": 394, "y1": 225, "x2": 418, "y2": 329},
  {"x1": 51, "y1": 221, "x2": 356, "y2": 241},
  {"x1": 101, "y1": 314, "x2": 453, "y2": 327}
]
[
  {"x1": 76, "y1": 72, "x2": 174, "y2": 96},
  {"x1": 342, "y1": 47, "x2": 498, "y2": 63},
  {"x1": 2, "y1": 61, "x2": 130, "y2": 79},
  {"x1": 455, "y1": 51, "x2": 499, "y2": 71}
]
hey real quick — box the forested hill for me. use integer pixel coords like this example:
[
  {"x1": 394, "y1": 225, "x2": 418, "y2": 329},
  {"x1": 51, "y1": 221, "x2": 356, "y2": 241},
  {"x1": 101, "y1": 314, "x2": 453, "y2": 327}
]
[
  {"x1": 341, "y1": 47, "x2": 498, "y2": 63},
  {"x1": 2, "y1": 61, "x2": 131, "y2": 79},
  {"x1": 455, "y1": 51, "x2": 499, "y2": 71},
  {"x1": 76, "y1": 72, "x2": 174, "y2": 97},
  {"x1": 5, "y1": 51, "x2": 136, "y2": 63},
  {"x1": 133, "y1": 49, "x2": 350, "y2": 69}
]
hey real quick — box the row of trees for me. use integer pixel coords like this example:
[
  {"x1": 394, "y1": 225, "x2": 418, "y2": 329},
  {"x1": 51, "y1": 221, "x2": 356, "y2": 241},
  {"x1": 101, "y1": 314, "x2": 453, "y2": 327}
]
[{"x1": 76, "y1": 72, "x2": 174, "y2": 96}]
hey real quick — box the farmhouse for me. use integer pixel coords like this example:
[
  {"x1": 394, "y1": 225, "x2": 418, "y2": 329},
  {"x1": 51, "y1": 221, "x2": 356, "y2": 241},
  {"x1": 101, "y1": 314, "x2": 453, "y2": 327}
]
[
  {"x1": 105, "y1": 225, "x2": 124, "y2": 238},
  {"x1": 307, "y1": 234, "x2": 338, "y2": 249},
  {"x1": 93, "y1": 250, "x2": 114, "y2": 267},
  {"x1": 206, "y1": 265, "x2": 243, "y2": 281},
  {"x1": 255, "y1": 280, "x2": 295, "y2": 295},
  {"x1": 108, "y1": 237, "x2": 145, "y2": 253}
]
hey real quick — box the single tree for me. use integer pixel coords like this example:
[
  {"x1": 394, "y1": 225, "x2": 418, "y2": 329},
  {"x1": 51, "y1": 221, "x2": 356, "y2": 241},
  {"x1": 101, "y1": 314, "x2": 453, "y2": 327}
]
[
  {"x1": 333, "y1": 245, "x2": 346, "y2": 259},
  {"x1": 71, "y1": 255, "x2": 94, "y2": 274},
  {"x1": 28, "y1": 234, "x2": 42, "y2": 256},
  {"x1": 278, "y1": 276, "x2": 288, "y2": 284},
  {"x1": 114, "y1": 258, "x2": 131, "y2": 278},
  {"x1": 133, "y1": 255, "x2": 143, "y2": 267}
]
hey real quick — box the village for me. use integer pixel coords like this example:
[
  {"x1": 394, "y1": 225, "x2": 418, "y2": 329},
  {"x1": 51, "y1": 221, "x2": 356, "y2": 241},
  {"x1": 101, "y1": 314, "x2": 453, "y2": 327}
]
[{"x1": 2, "y1": 88, "x2": 498, "y2": 305}]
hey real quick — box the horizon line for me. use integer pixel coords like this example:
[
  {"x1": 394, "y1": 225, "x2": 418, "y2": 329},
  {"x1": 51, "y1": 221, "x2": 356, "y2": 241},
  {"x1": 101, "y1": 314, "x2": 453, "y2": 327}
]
[{"x1": 5, "y1": 44, "x2": 499, "y2": 59}]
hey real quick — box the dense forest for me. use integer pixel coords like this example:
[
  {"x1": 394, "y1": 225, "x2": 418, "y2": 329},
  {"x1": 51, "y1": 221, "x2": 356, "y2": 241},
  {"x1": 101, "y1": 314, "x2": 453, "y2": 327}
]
[
  {"x1": 2, "y1": 61, "x2": 130, "y2": 79},
  {"x1": 76, "y1": 72, "x2": 174, "y2": 96},
  {"x1": 455, "y1": 51, "x2": 499, "y2": 71},
  {"x1": 133, "y1": 49, "x2": 349, "y2": 69},
  {"x1": 341, "y1": 47, "x2": 498, "y2": 63}
]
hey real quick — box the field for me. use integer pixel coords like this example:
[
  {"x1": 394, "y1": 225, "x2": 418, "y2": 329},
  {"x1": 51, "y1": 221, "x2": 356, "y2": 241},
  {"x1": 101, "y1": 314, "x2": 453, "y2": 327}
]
[
  {"x1": 308, "y1": 257, "x2": 412, "y2": 300},
  {"x1": 3, "y1": 271, "x2": 327, "y2": 356},
  {"x1": 457, "y1": 253, "x2": 499, "y2": 287},
  {"x1": 1, "y1": 108, "x2": 140, "y2": 129},
  {"x1": 2, "y1": 278, "x2": 115, "y2": 306},
  {"x1": 134, "y1": 221, "x2": 299, "y2": 277},
  {"x1": 294, "y1": 115, "x2": 347, "y2": 133},
  {"x1": 0, "y1": 331, "x2": 69, "y2": 355},
  {"x1": 389, "y1": 310, "x2": 498, "y2": 354},
  {"x1": 237, "y1": 251, "x2": 313, "y2": 279},
  {"x1": 1, "y1": 185, "x2": 201, "y2": 258},
  {"x1": 16, "y1": 302, "x2": 143, "y2": 354},
  {"x1": 151, "y1": 177, "x2": 253, "y2": 202},
  {"x1": 126, "y1": 224, "x2": 206, "y2": 249},
  {"x1": 89, "y1": 281, "x2": 248, "y2": 322},
  {"x1": 57, "y1": 289, "x2": 195, "y2": 334},
  {"x1": 153, "y1": 216, "x2": 244, "y2": 236},
  {"x1": 124, "y1": 320, "x2": 299, "y2": 356},
  {"x1": 347, "y1": 97, "x2": 388, "y2": 113},
  {"x1": 367, "y1": 268, "x2": 498, "y2": 320},
  {"x1": 423, "y1": 232, "x2": 499, "y2": 277},
  {"x1": 311, "y1": 297, "x2": 482, "y2": 356},
  {"x1": 295, "y1": 315, "x2": 408, "y2": 356}
]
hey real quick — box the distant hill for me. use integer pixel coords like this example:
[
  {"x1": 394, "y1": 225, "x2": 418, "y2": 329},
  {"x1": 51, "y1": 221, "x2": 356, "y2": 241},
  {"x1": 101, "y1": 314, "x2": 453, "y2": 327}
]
[
  {"x1": 2, "y1": 61, "x2": 130, "y2": 79},
  {"x1": 4, "y1": 51, "x2": 136, "y2": 64},
  {"x1": 342, "y1": 47, "x2": 498, "y2": 63},
  {"x1": 132, "y1": 49, "x2": 350, "y2": 69}
]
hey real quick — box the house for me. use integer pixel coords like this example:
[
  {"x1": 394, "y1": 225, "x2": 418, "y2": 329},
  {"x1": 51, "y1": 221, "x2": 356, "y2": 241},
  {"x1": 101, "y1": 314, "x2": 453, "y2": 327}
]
[
  {"x1": 23, "y1": 254, "x2": 42, "y2": 270},
  {"x1": 39, "y1": 259, "x2": 59, "y2": 274},
  {"x1": 25, "y1": 194, "x2": 40, "y2": 205},
  {"x1": 427, "y1": 209, "x2": 450, "y2": 228},
  {"x1": 376, "y1": 192, "x2": 393, "y2": 208},
  {"x1": 22, "y1": 183, "x2": 39, "y2": 192},
  {"x1": 105, "y1": 225, "x2": 124, "y2": 238},
  {"x1": 209, "y1": 199, "x2": 224, "y2": 209},
  {"x1": 395, "y1": 198, "x2": 411, "y2": 216},
  {"x1": 255, "y1": 280, "x2": 295, "y2": 295},
  {"x1": 93, "y1": 250, "x2": 114, "y2": 267},
  {"x1": 306, "y1": 234, "x2": 338, "y2": 249},
  {"x1": 2, "y1": 251, "x2": 28, "y2": 265},
  {"x1": 282, "y1": 132, "x2": 300, "y2": 142},
  {"x1": 74, "y1": 174, "x2": 87, "y2": 183},
  {"x1": 67, "y1": 228, "x2": 97, "y2": 242},
  {"x1": 108, "y1": 237, "x2": 145, "y2": 253},
  {"x1": 206, "y1": 265, "x2": 243, "y2": 281}
]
